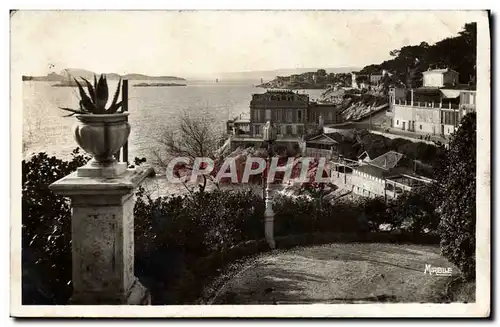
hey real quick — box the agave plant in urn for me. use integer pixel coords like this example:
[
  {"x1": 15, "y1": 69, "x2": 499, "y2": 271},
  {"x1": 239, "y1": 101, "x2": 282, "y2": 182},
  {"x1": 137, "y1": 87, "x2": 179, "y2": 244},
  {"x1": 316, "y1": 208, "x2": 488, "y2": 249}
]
[{"x1": 59, "y1": 74, "x2": 130, "y2": 177}]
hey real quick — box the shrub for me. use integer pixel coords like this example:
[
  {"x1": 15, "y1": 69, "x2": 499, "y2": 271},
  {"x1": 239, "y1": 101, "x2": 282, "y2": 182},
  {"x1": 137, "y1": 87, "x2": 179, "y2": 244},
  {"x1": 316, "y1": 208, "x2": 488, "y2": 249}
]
[
  {"x1": 22, "y1": 149, "x2": 90, "y2": 304},
  {"x1": 133, "y1": 187, "x2": 265, "y2": 304},
  {"x1": 435, "y1": 113, "x2": 476, "y2": 280},
  {"x1": 272, "y1": 194, "x2": 367, "y2": 236},
  {"x1": 388, "y1": 188, "x2": 439, "y2": 236},
  {"x1": 358, "y1": 196, "x2": 396, "y2": 231}
]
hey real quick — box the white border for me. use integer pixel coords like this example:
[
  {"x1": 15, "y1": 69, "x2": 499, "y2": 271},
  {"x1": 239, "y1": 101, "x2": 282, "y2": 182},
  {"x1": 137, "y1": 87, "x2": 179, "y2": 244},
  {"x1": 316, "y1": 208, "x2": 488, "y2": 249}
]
[{"x1": 7, "y1": 7, "x2": 491, "y2": 318}]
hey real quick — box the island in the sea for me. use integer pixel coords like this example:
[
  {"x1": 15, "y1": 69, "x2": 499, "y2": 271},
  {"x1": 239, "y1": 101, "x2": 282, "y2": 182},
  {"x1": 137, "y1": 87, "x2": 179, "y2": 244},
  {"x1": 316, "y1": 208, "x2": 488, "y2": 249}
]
[
  {"x1": 51, "y1": 80, "x2": 80, "y2": 87},
  {"x1": 22, "y1": 68, "x2": 186, "y2": 87},
  {"x1": 133, "y1": 82, "x2": 187, "y2": 87}
]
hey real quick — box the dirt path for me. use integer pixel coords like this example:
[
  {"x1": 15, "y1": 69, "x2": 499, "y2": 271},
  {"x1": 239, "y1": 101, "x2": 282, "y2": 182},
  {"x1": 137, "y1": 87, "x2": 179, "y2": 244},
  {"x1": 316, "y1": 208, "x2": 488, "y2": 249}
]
[{"x1": 211, "y1": 243, "x2": 459, "y2": 304}]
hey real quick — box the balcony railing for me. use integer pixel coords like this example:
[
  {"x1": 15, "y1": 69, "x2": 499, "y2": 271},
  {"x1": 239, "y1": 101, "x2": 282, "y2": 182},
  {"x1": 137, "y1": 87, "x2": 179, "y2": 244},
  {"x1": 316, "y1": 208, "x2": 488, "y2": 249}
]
[{"x1": 394, "y1": 99, "x2": 460, "y2": 110}]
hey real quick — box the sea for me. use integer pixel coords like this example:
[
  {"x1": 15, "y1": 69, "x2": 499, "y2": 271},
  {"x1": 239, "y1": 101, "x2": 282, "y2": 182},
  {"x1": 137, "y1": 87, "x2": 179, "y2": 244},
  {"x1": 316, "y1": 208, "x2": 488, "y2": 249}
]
[{"x1": 22, "y1": 80, "x2": 324, "y2": 197}]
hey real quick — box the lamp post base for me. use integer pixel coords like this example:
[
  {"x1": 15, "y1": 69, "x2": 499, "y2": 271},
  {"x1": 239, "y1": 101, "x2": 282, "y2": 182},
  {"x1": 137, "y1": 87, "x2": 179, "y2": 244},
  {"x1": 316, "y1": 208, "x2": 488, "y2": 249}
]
[{"x1": 264, "y1": 185, "x2": 276, "y2": 250}]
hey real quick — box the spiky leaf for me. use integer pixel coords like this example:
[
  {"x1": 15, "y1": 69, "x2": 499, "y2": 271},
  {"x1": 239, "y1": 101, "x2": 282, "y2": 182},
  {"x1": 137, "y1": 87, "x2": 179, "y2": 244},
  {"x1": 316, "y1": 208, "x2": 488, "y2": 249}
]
[
  {"x1": 107, "y1": 101, "x2": 123, "y2": 114},
  {"x1": 74, "y1": 78, "x2": 91, "y2": 104},
  {"x1": 74, "y1": 79, "x2": 98, "y2": 113},
  {"x1": 58, "y1": 107, "x2": 89, "y2": 115},
  {"x1": 95, "y1": 74, "x2": 109, "y2": 110},
  {"x1": 94, "y1": 74, "x2": 98, "y2": 91},
  {"x1": 110, "y1": 78, "x2": 122, "y2": 109},
  {"x1": 81, "y1": 77, "x2": 96, "y2": 104}
]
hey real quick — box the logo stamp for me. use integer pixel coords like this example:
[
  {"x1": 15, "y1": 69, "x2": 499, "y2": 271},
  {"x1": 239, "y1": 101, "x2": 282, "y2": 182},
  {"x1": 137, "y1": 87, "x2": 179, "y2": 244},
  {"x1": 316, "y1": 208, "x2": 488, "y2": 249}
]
[{"x1": 424, "y1": 264, "x2": 453, "y2": 276}]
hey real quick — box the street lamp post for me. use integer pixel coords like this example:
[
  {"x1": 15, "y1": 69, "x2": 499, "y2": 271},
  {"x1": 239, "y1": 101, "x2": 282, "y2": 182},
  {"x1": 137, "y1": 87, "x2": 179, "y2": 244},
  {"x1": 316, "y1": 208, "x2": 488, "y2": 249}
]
[{"x1": 262, "y1": 120, "x2": 277, "y2": 249}]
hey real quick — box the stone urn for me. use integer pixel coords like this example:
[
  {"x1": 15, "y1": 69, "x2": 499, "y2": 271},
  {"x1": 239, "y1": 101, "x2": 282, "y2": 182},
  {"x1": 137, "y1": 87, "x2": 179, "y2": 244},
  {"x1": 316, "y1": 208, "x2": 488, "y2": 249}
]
[{"x1": 73, "y1": 113, "x2": 130, "y2": 177}]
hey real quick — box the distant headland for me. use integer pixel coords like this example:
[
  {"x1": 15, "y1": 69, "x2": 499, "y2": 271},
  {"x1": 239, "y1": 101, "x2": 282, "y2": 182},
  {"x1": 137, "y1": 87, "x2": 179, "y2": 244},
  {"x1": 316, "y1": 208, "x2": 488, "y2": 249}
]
[
  {"x1": 22, "y1": 68, "x2": 186, "y2": 84},
  {"x1": 257, "y1": 69, "x2": 354, "y2": 90},
  {"x1": 133, "y1": 82, "x2": 187, "y2": 87}
]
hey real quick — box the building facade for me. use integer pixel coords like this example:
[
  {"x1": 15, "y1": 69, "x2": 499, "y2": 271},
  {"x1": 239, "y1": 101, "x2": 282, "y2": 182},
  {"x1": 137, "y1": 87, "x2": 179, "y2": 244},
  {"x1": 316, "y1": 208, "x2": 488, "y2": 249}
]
[
  {"x1": 388, "y1": 88, "x2": 476, "y2": 136},
  {"x1": 245, "y1": 90, "x2": 342, "y2": 138},
  {"x1": 386, "y1": 69, "x2": 476, "y2": 137},
  {"x1": 370, "y1": 70, "x2": 387, "y2": 85},
  {"x1": 308, "y1": 102, "x2": 342, "y2": 126},
  {"x1": 351, "y1": 70, "x2": 388, "y2": 89},
  {"x1": 330, "y1": 151, "x2": 432, "y2": 199},
  {"x1": 249, "y1": 90, "x2": 309, "y2": 137}
]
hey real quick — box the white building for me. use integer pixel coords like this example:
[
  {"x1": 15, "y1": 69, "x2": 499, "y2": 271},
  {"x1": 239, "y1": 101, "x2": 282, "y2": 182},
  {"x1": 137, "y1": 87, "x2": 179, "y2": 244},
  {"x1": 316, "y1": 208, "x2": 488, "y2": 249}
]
[
  {"x1": 422, "y1": 68, "x2": 460, "y2": 88},
  {"x1": 386, "y1": 67, "x2": 476, "y2": 138}
]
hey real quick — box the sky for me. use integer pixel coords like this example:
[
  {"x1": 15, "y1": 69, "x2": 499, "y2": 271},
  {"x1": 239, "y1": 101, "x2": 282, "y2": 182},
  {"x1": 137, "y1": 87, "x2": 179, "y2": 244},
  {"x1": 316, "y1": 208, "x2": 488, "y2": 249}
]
[{"x1": 11, "y1": 10, "x2": 477, "y2": 78}]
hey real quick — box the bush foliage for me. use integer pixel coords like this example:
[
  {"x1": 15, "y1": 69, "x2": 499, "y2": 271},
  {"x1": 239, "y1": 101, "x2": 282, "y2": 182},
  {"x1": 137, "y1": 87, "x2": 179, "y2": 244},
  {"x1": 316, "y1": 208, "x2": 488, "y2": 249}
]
[
  {"x1": 133, "y1": 187, "x2": 265, "y2": 303},
  {"x1": 434, "y1": 113, "x2": 476, "y2": 280},
  {"x1": 22, "y1": 149, "x2": 90, "y2": 304}
]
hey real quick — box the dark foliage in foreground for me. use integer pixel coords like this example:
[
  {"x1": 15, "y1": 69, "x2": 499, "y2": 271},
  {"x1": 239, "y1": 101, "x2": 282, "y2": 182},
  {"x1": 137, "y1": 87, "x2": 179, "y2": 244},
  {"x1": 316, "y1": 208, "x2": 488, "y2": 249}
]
[
  {"x1": 434, "y1": 113, "x2": 476, "y2": 280},
  {"x1": 133, "y1": 188, "x2": 265, "y2": 303},
  {"x1": 22, "y1": 149, "x2": 90, "y2": 304}
]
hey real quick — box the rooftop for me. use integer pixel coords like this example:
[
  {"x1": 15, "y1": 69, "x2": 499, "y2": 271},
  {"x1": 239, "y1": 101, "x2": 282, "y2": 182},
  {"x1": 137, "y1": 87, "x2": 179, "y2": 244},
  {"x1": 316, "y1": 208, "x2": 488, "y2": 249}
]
[
  {"x1": 261, "y1": 90, "x2": 297, "y2": 94},
  {"x1": 306, "y1": 133, "x2": 339, "y2": 145},
  {"x1": 369, "y1": 151, "x2": 405, "y2": 170},
  {"x1": 422, "y1": 68, "x2": 459, "y2": 74}
]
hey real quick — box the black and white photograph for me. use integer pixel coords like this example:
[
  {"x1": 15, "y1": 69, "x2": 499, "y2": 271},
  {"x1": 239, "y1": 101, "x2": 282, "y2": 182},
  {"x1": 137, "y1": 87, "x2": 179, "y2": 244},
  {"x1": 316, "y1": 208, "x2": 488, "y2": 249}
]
[{"x1": 9, "y1": 9, "x2": 490, "y2": 318}]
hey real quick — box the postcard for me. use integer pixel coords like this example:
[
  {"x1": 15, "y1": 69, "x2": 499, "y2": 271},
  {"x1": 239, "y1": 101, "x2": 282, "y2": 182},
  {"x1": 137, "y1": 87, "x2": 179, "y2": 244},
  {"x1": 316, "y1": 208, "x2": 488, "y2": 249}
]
[{"x1": 10, "y1": 9, "x2": 490, "y2": 318}]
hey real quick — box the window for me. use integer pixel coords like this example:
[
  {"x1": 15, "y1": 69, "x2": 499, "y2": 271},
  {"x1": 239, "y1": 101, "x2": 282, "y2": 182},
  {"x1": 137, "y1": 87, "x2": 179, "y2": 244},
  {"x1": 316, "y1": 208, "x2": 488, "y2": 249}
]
[
  {"x1": 276, "y1": 124, "x2": 281, "y2": 135},
  {"x1": 396, "y1": 120, "x2": 399, "y2": 125},
  {"x1": 297, "y1": 110, "x2": 302, "y2": 121},
  {"x1": 254, "y1": 109, "x2": 261, "y2": 121},
  {"x1": 254, "y1": 125, "x2": 261, "y2": 135},
  {"x1": 286, "y1": 125, "x2": 293, "y2": 135},
  {"x1": 286, "y1": 110, "x2": 293, "y2": 122},
  {"x1": 419, "y1": 124, "x2": 422, "y2": 130},
  {"x1": 463, "y1": 92, "x2": 470, "y2": 104},
  {"x1": 265, "y1": 109, "x2": 271, "y2": 120},
  {"x1": 297, "y1": 125, "x2": 304, "y2": 136}
]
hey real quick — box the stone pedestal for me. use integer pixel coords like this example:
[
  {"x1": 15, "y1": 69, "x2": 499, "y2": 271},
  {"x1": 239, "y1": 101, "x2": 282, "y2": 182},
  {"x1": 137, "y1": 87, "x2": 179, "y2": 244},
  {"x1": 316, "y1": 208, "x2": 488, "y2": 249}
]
[
  {"x1": 49, "y1": 167, "x2": 153, "y2": 305},
  {"x1": 76, "y1": 159, "x2": 128, "y2": 178}
]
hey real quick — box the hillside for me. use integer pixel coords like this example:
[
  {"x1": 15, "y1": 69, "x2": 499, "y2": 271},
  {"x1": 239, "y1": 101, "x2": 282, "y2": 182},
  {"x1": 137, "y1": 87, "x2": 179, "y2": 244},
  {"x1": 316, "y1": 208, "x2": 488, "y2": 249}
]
[{"x1": 357, "y1": 22, "x2": 476, "y2": 88}]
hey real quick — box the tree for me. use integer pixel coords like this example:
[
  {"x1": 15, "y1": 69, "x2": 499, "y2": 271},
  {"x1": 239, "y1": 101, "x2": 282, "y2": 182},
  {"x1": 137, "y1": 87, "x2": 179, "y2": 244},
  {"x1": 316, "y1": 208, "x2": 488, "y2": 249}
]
[
  {"x1": 391, "y1": 188, "x2": 439, "y2": 236},
  {"x1": 360, "y1": 22, "x2": 477, "y2": 87},
  {"x1": 316, "y1": 69, "x2": 327, "y2": 77},
  {"x1": 434, "y1": 112, "x2": 476, "y2": 280},
  {"x1": 153, "y1": 110, "x2": 226, "y2": 193}
]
